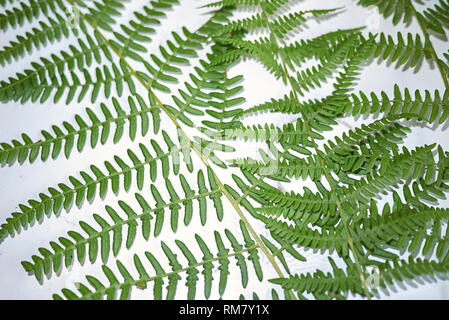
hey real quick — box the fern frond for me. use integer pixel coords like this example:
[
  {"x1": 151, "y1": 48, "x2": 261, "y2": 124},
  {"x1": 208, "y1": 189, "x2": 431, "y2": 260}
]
[
  {"x1": 78, "y1": 0, "x2": 128, "y2": 32},
  {"x1": 0, "y1": 12, "x2": 83, "y2": 65},
  {"x1": 107, "y1": 0, "x2": 181, "y2": 62},
  {"x1": 233, "y1": 117, "x2": 410, "y2": 181},
  {"x1": 370, "y1": 32, "x2": 432, "y2": 69},
  {"x1": 280, "y1": 28, "x2": 364, "y2": 70},
  {"x1": 0, "y1": 134, "x2": 193, "y2": 238},
  {"x1": 270, "y1": 9, "x2": 342, "y2": 39},
  {"x1": 202, "y1": 0, "x2": 261, "y2": 9},
  {"x1": 1, "y1": 30, "x2": 112, "y2": 85},
  {"x1": 139, "y1": 27, "x2": 207, "y2": 92},
  {"x1": 0, "y1": 58, "x2": 137, "y2": 104},
  {"x1": 271, "y1": 255, "x2": 449, "y2": 298},
  {"x1": 357, "y1": 0, "x2": 414, "y2": 25},
  {"x1": 0, "y1": 94, "x2": 160, "y2": 165},
  {"x1": 290, "y1": 33, "x2": 373, "y2": 96},
  {"x1": 343, "y1": 86, "x2": 449, "y2": 124},
  {"x1": 22, "y1": 169, "x2": 225, "y2": 282},
  {"x1": 52, "y1": 228, "x2": 262, "y2": 300},
  {"x1": 0, "y1": 0, "x2": 66, "y2": 32},
  {"x1": 264, "y1": 203, "x2": 449, "y2": 260},
  {"x1": 357, "y1": 0, "x2": 449, "y2": 36}
]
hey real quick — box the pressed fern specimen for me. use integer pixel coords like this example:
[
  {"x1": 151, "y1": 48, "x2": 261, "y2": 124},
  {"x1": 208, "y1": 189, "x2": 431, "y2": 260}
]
[{"x1": 1, "y1": 0, "x2": 449, "y2": 300}]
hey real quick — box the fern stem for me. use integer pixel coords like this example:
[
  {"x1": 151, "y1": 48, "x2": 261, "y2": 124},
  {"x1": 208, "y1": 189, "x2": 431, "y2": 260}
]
[
  {"x1": 258, "y1": 6, "x2": 372, "y2": 299},
  {"x1": 410, "y1": 3, "x2": 449, "y2": 91},
  {"x1": 67, "y1": 0, "x2": 296, "y2": 300}
]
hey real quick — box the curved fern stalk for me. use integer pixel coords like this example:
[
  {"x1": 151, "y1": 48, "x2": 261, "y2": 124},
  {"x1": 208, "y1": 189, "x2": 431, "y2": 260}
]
[
  {"x1": 21, "y1": 168, "x2": 224, "y2": 282},
  {"x1": 0, "y1": 94, "x2": 160, "y2": 166},
  {"x1": 52, "y1": 227, "x2": 263, "y2": 300},
  {"x1": 0, "y1": 131, "x2": 193, "y2": 239},
  {"x1": 165, "y1": 36, "x2": 306, "y2": 284},
  {"x1": 0, "y1": 5, "x2": 289, "y2": 295},
  {"x1": 356, "y1": 0, "x2": 449, "y2": 91},
  {"x1": 271, "y1": 254, "x2": 449, "y2": 298}
]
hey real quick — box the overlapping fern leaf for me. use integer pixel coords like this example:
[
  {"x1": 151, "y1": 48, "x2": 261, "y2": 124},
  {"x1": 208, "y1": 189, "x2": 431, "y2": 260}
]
[{"x1": 1, "y1": 0, "x2": 449, "y2": 301}]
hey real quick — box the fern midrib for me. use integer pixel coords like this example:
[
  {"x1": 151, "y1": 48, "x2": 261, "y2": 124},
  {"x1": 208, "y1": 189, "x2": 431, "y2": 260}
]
[
  {"x1": 257, "y1": 5, "x2": 371, "y2": 298},
  {"x1": 67, "y1": 0, "x2": 296, "y2": 300},
  {"x1": 410, "y1": 2, "x2": 449, "y2": 91},
  {"x1": 75, "y1": 244, "x2": 259, "y2": 300},
  {"x1": 31, "y1": 189, "x2": 222, "y2": 272}
]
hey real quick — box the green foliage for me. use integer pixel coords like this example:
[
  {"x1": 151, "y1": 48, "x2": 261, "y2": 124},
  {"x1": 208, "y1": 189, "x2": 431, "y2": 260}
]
[
  {"x1": 49, "y1": 227, "x2": 262, "y2": 300},
  {"x1": 1, "y1": 0, "x2": 449, "y2": 301}
]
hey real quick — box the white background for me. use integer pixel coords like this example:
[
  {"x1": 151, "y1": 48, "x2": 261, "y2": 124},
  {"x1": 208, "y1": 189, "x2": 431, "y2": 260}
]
[{"x1": 0, "y1": 0, "x2": 449, "y2": 299}]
